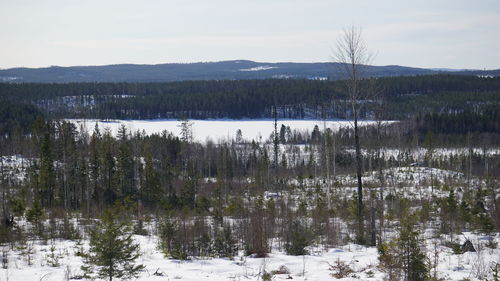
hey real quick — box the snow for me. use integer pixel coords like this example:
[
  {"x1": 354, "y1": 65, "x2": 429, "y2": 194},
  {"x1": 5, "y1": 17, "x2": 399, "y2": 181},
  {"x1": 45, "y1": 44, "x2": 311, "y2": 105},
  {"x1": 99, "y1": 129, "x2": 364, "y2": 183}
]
[
  {"x1": 0, "y1": 155, "x2": 30, "y2": 183},
  {"x1": 239, "y1": 66, "x2": 277, "y2": 71},
  {"x1": 133, "y1": 240, "x2": 379, "y2": 281},
  {"x1": 1, "y1": 232, "x2": 499, "y2": 280},
  {"x1": 350, "y1": 166, "x2": 467, "y2": 188},
  {"x1": 332, "y1": 166, "x2": 480, "y2": 201},
  {"x1": 370, "y1": 147, "x2": 500, "y2": 160},
  {"x1": 69, "y1": 119, "x2": 389, "y2": 142},
  {"x1": 0, "y1": 76, "x2": 20, "y2": 82},
  {"x1": 1, "y1": 165, "x2": 499, "y2": 280},
  {"x1": 2, "y1": 120, "x2": 499, "y2": 280}
]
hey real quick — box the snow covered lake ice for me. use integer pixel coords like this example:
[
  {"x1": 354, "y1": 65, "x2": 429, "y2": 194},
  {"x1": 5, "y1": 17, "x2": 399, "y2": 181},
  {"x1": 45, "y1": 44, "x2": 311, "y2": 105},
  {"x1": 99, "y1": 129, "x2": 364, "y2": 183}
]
[{"x1": 68, "y1": 119, "x2": 390, "y2": 142}]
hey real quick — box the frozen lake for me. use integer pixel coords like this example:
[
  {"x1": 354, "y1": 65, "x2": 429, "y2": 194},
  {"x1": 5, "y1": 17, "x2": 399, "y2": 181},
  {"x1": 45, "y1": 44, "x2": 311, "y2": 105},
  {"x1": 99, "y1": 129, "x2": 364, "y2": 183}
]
[{"x1": 69, "y1": 119, "x2": 389, "y2": 142}]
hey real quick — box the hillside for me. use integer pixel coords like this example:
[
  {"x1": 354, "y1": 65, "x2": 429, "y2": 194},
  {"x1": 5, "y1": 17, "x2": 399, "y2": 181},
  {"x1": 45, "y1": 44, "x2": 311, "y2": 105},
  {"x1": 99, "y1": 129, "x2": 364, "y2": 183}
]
[{"x1": 2, "y1": 60, "x2": 499, "y2": 83}]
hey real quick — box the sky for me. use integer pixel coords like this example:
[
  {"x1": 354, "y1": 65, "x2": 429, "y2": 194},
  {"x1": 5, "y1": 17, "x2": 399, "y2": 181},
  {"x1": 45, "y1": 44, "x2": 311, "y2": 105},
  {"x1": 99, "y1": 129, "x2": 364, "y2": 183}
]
[{"x1": 1, "y1": 0, "x2": 499, "y2": 70}]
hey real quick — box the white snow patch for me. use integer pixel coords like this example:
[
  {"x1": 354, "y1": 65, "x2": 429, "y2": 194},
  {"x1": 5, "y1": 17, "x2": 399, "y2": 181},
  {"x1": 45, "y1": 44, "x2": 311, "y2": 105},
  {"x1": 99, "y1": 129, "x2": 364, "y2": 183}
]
[
  {"x1": 0, "y1": 155, "x2": 31, "y2": 183},
  {"x1": 239, "y1": 66, "x2": 277, "y2": 71}
]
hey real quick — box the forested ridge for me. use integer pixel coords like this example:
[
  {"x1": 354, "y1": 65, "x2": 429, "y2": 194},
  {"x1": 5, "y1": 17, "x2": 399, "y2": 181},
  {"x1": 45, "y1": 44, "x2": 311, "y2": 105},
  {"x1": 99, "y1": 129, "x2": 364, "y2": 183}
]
[
  {"x1": 1, "y1": 74, "x2": 500, "y2": 122},
  {"x1": 4, "y1": 60, "x2": 499, "y2": 83}
]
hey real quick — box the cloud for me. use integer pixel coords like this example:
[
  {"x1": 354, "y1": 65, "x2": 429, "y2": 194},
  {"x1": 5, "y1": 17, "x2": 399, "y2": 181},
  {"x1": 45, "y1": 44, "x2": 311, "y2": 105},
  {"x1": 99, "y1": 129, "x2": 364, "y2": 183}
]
[
  {"x1": 50, "y1": 29, "x2": 342, "y2": 50},
  {"x1": 1, "y1": 0, "x2": 500, "y2": 68}
]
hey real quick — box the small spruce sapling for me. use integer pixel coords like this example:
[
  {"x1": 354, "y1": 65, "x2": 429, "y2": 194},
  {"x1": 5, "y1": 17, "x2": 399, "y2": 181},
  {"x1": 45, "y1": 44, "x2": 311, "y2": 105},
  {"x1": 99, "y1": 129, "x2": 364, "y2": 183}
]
[
  {"x1": 45, "y1": 242, "x2": 62, "y2": 267},
  {"x1": 81, "y1": 208, "x2": 144, "y2": 281}
]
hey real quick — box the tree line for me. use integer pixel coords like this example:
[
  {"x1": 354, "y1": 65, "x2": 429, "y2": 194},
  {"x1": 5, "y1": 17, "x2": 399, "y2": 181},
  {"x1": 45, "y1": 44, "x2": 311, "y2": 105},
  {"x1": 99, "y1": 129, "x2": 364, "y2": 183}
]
[{"x1": 1, "y1": 75, "x2": 499, "y2": 121}]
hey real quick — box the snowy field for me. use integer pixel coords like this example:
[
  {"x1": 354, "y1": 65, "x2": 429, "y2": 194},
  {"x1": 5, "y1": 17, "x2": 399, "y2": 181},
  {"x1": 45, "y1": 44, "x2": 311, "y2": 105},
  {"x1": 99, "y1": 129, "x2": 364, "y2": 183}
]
[
  {"x1": 68, "y1": 119, "x2": 389, "y2": 142},
  {"x1": 1, "y1": 165, "x2": 498, "y2": 280},
  {"x1": 2, "y1": 231, "x2": 499, "y2": 281}
]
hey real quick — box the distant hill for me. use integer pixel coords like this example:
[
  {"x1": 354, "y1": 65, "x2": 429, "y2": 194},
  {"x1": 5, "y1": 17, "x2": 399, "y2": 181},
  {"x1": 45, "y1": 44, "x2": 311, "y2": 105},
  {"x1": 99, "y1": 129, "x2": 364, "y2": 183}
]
[{"x1": 1, "y1": 60, "x2": 499, "y2": 83}]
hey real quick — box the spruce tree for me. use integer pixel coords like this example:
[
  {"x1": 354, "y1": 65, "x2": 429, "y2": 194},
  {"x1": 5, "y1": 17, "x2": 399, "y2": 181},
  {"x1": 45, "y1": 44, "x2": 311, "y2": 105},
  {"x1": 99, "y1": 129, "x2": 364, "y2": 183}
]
[
  {"x1": 38, "y1": 124, "x2": 55, "y2": 208},
  {"x1": 213, "y1": 225, "x2": 237, "y2": 258},
  {"x1": 398, "y1": 214, "x2": 428, "y2": 281},
  {"x1": 116, "y1": 133, "x2": 136, "y2": 199},
  {"x1": 378, "y1": 211, "x2": 429, "y2": 281},
  {"x1": 82, "y1": 209, "x2": 144, "y2": 281},
  {"x1": 142, "y1": 144, "x2": 161, "y2": 206}
]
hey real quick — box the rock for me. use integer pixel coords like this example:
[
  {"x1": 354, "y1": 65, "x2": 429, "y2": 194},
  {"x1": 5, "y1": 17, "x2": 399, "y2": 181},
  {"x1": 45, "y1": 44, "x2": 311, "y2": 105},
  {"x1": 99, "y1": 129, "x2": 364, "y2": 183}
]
[
  {"x1": 475, "y1": 201, "x2": 486, "y2": 212},
  {"x1": 461, "y1": 240, "x2": 476, "y2": 253}
]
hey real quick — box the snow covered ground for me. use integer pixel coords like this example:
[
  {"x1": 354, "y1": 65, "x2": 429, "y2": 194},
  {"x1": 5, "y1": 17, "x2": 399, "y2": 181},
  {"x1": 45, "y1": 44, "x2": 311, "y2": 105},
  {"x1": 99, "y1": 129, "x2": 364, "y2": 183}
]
[
  {"x1": 1, "y1": 231, "x2": 499, "y2": 281},
  {"x1": 2, "y1": 123, "x2": 499, "y2": 280},
  {"x1": 68, "y1": 119, "x2": 389, "y2": 142},
  {"x1": 338, "y1": 166, "x2": 467, "y2": 188},
  {"x1": 0, "y1": 155, "x2": 30, "y2": 183},
  {"x1": 1, "y1": 163, "x2": 499, "y2": 280}
]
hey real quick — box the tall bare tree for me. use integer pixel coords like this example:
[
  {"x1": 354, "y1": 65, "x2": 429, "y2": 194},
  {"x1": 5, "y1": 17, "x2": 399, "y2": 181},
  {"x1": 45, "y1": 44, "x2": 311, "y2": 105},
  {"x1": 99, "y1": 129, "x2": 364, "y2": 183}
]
[{"x1": 334, "y1": 26, "x2": 374, "y2": 244}]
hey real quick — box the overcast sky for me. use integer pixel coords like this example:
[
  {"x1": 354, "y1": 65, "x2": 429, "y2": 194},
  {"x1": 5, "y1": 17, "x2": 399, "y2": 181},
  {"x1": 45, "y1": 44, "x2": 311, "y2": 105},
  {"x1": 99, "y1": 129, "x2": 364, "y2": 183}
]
[{"x1": 1, "y1": 0, "x2": 499, "y2": 69}]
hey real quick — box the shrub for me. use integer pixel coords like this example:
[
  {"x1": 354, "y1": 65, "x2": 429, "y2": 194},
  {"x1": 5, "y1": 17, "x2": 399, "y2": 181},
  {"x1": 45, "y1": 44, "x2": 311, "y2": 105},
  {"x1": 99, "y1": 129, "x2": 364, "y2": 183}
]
[
  {"x1": 271, "y1": 265, "x2": 290, "y2": 275},
  {"x1": 329, "y1": 259, "x2": 354, "y2": 279},
  {"x1": 261, "y1": 271, "x2": 272, "y2": 281},
  {"x1": 285, "y1": 221, "x2": 309, "y2": 256}
]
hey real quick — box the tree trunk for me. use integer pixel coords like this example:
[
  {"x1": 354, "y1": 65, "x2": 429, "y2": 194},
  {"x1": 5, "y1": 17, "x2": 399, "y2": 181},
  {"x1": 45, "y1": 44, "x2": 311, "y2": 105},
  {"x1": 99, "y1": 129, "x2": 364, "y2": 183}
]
[{"x1": 354, "y1": 112, "x2": 364, "y2": 243}]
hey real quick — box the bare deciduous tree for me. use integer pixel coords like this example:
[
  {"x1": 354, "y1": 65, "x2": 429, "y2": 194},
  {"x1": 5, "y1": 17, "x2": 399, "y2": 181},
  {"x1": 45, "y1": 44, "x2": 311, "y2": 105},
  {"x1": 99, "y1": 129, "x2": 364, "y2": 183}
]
[{"x1": 334, "y1": 26, "x2": 374, "y2": 244}]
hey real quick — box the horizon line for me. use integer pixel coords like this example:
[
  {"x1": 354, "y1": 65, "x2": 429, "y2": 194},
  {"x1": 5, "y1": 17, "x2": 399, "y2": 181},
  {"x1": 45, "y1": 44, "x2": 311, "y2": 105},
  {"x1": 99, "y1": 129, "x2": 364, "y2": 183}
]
[{"x1": 0, "y1": 60, "x2": 494, "y2": 71}]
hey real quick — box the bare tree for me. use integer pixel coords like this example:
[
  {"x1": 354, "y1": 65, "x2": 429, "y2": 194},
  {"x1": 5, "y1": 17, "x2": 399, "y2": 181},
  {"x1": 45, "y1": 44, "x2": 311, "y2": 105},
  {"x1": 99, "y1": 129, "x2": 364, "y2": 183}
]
[{"x1": 334, "y1": 26, "x2": 374, "y2": 244}]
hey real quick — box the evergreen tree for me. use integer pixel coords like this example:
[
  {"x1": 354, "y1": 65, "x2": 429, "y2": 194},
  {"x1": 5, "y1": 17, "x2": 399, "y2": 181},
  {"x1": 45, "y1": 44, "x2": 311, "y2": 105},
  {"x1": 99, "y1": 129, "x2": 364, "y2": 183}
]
[
  {"x1": 377, "y1": 240, "x2": 402, "y2": 281},
  {"x1": 100, "y1": 129, "x2": 117, "y2": 205},
  {"x1": 180, "y1": 179, "x2": 196, "y2": 209},
  {"x1": 82, "y1": 209, "x2": 144, "y2": 281},
  {"x1": 378, "y1": 211, "x2": 429, "y2": 281},
  {"x1": 285, "y1": 220, "x2": 310, "y2": 256},
  {"x1": 38, "y1": 123, "x2": 55, "y2": 208},
  {"x1": 116, "y1": 130, "x2": 136, "y2": 199},
  {"x1": 398, "y1": 213, "x2": 428, "y2": 281},
  {"x1": 213, "y1": 224, "x2": 237, "y2": 258},
  {"x1": 141, "y1": 144, "x2": 161, "y2": 206},
  {"x1": 273, "y1": 105, "x2": 279, "y2": 169},
  {"x1": 212, "y1": 184, "x2": 224, "y2": 227},
  {"x1": 158, "y1": 218, "x2": 177, "y2": 256},
  {"x1": 89, "y1": 124, "x2": 102, "y2": 213},
  {"x1": 179, "y1": 118, "x2": 193, "y2": 143}
]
